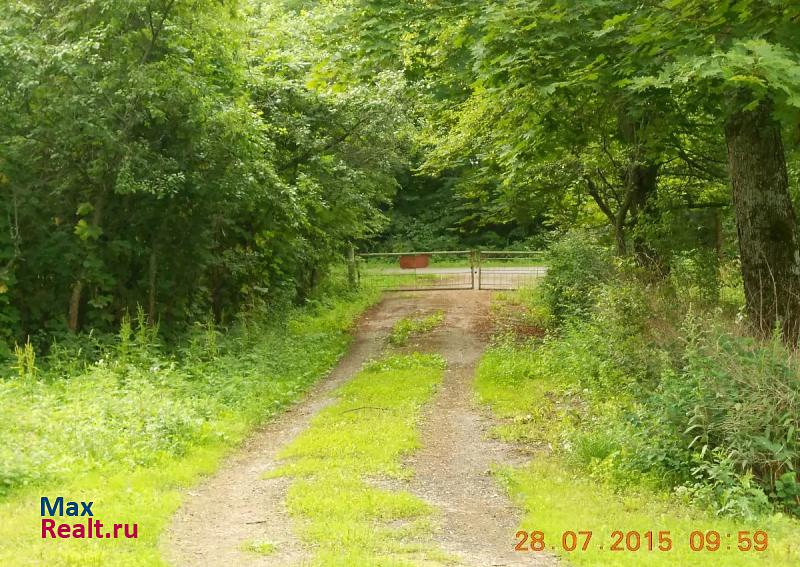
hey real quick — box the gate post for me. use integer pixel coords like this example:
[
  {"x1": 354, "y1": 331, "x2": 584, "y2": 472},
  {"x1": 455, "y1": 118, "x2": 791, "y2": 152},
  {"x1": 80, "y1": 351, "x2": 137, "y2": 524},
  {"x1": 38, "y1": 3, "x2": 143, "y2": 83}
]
[
  {"x1": 470, "y1": 250, "x2": 475, "y2": 289},
  {"x1": 476, "y1": 250, "x2": 482, "y2": 290}
]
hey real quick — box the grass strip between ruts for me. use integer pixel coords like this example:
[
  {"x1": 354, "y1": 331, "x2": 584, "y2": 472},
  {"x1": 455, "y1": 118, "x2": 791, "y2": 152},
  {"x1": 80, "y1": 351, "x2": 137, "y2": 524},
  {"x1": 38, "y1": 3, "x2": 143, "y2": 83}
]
[{"x1": 267, "y1": 353, "x2": 451, "y2": 566}]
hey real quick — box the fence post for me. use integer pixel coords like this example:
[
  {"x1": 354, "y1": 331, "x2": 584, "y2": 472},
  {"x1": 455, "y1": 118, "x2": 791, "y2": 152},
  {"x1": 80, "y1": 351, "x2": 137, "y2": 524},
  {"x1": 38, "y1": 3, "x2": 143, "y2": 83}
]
[
  {"x1": 347, "y1": 246, "x2": 358, "y2": 289},
  {"x1": 477, "y1": 249, "x2": 482, "y2": 290},
  {"x1": 469, "y1": 250, "x2": 476, "y2": 289}
]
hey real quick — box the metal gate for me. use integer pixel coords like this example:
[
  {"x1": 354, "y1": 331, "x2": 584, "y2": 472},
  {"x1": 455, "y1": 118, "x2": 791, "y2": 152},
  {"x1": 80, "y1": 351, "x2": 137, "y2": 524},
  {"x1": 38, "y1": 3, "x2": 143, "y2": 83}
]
[
  {"x1": 356, "y1": 250, "x2": 547, "y2": 291},
  {"x1": 357, "y1": 251, "x2": 475, "y2": 291},
  {"x1": 477, "y1": 250, "x2": 548, "y2": 290}
]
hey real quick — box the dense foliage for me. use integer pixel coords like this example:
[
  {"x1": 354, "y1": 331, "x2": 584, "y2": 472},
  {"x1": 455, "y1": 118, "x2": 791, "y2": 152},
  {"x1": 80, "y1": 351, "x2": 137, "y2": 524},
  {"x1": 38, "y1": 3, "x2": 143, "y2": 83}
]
[
  {"x1": 483, "y1": 234, "x2": 799, "y2": 519},
  {"x1": 326, "y1": 0, "x2": 800, "y2": 340},
  {"x1": 0, "y1": 0, "x2": 410, "y2": 349},
  {"x1": 1, "y1": 4, "x2": 799, "y2": 564},
  {"x1": 5, "y1": 1, "x2": 800, "y2": 343}
]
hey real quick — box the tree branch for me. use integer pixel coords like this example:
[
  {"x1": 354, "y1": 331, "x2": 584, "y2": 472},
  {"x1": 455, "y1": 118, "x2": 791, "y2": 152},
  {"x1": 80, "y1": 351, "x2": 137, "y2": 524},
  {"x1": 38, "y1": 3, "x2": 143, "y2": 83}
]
[
  {"x1": 585, "y1": 176, "x2": 615, "y2": 225},
  {"x1": 141, "y1": 0, "x2": 177, "y2": 66}
]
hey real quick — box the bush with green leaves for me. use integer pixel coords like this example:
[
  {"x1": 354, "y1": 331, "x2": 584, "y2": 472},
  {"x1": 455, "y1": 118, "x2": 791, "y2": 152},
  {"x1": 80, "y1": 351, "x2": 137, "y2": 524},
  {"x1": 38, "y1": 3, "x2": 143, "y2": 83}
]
[
  {"x1": 0, "y1": 1, "x2": 409, "y2": 349},
  {"x1": 669, "y1": 248, "x2": 721, "y2": 305},
  {"x1": 574, "y1": 306, "x2": 800, "y2": 518},
  {"x1": 666, "y1": 321, "x2": 800, "y2": 515},
  {"x1": 541, "y1": 232, "x2": 614, "y2": 324},
  {"x1": 483, "y1": 262, "x2": 800, "y2": 519}
]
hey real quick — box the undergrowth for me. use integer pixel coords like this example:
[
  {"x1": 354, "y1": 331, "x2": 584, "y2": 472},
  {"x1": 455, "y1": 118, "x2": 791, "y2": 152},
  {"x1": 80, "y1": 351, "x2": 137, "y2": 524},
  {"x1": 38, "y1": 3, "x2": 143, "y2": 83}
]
[
  {"x1": 0, "y1": 282, "x2": 380, "y2": 566},
  {"x1": 476, "y1": 232, "x2": 800, "y2": 565}
]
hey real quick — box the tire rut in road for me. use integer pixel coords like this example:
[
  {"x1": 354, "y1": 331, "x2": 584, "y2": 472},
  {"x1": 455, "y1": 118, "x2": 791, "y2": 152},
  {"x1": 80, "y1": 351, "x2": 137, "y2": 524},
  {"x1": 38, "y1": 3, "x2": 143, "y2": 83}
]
[
  {"x1": 162, "y1": 297, "x2": 420, "y2": 567},
  {"x1": 396, "y1": 291, "x2": 558, "y2": 567},
  {"x1": 163, "y1": 291, "x2": 559, "y2": 567}
]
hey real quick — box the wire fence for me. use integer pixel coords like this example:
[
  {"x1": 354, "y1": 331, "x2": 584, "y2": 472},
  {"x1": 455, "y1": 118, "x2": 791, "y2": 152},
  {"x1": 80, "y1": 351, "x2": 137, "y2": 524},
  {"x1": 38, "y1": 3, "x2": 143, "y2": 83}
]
[
  {"x1": 477, "y1": 251, "x2": 548, "y2": 290},
  {"x1": 356, "y1": 250, "x2": 548, "y2": 291}
]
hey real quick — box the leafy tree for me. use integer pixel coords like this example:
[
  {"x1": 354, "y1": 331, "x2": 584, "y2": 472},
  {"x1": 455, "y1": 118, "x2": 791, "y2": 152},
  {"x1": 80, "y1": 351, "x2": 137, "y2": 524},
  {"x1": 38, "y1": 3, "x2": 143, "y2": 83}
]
[
  {"x1": 0, "y1": 0, "x2": 412, "y2": 346},
  {"x1": 629, "y1": 0, "x2": 800, "y2": 338},
  {"x1": 329, "y1": 0, "x2": 800, "y2": 339}
]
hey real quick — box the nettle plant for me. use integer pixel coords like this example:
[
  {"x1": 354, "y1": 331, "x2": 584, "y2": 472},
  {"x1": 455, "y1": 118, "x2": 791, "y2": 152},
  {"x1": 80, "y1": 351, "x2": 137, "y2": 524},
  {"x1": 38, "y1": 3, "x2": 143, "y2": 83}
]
[{"x1": 676, "y1": 323, "x2": 800, "y2": 517}]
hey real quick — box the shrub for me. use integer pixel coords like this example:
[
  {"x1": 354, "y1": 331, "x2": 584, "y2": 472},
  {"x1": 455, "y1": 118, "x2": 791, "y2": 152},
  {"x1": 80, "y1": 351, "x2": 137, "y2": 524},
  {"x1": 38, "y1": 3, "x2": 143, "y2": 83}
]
[
  {"x1": 484, "y1": 264, "x2": 800, "y2": 519},
  {"x1": 674, "y1": 322, "x2": 800, "y2": 515},
  {"x1": 669, "y1": 248, "x2": 721, "y2": 305},
  {"x1": 547, "y1": 279, "x2": 659, "y2": 400},
  {"x1": 541, "y1": 231, "x2": 613, "y2": 324},
  {"x1": 677, "y1": 449, "x2": 773, "y2": 519},
  {"x1": 598, "y1": 313, "x2": 800, "y2": 517}
]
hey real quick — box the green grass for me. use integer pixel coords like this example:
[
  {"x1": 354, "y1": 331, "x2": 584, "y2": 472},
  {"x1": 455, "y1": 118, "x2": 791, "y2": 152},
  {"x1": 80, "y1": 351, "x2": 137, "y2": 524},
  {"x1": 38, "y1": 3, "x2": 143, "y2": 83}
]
[
  {"x1": 474, "y1": 339, "x2": 571, "y2": 445},
  {"x1": 475, "y1": 329, "x2": 800, "y2": 566},
  {"x1": 359, "y1": 272, "x2": 469, "y2": 292},
  {"x1": 268, "y1": 353, "x2": 450, "y2": 566},
  {"x1": 491, "y1": 285, "x2": 552, "y2": 330},
  {"x1": 389, "y1": 311, "x2": 445, "y2": 346},
  {"x1": 0, "y1": 286, "x2": 381, "y2": 566},
  {"x1": 240, "y1": 540, "x2": 278, "y2": 555},
  {"x1": 498, "y1": 458, "x2": 800, "y2": 566}
]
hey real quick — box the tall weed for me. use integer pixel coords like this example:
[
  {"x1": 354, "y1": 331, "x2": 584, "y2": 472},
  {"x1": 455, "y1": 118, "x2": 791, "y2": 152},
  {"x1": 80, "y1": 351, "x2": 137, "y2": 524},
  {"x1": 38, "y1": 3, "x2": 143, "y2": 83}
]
[{"x1": 0, "y1": 283, "x2": 378, "y2": 498}]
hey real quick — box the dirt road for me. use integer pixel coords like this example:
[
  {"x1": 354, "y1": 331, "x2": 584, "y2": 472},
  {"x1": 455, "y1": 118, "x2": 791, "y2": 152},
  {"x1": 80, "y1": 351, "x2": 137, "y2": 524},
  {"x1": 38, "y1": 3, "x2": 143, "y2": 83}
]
[{"x1": 163, "y1": 291, "x2": 557, "y2": 567}]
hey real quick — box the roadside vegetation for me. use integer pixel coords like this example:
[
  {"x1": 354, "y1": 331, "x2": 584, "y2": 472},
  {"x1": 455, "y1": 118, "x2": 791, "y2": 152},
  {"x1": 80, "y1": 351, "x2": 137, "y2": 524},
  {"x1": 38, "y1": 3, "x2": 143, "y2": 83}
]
[
  {"x1": 499, "y1": 461, "x2": 799, "y2": 567},
  {"x1": 389, "y1": 311, "x2": 445, "y2": 346},
  {"x1": 268, "y1": 353, "x2": 449, "y2": 566},
  {"x1": 477, "y1": 232, "x2": 800, "y2": 565},
  {"x1": 2, "y1": 2, "x2": 800, "y2": 566},
  {"x1": 0, "y1": 279, "x2": 379, "y2": 566}
]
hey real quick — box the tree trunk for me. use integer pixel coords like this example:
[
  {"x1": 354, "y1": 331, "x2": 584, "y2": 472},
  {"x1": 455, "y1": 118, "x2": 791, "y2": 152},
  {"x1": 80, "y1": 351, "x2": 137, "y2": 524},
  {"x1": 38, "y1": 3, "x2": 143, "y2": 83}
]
[
  {"x1": 630, "y1": 163, "x2": 661, "y2": 269},
  {"x1": 68, "y1": 281, "x2": 83, "y2": 332},
  {"x1": 67, "y1": 191, "x2": 106, "y2": 333},
  {"x1": 148, "y1": 248, "x2": 157, "y2": 325},
  {"x1": 725, "y1": 95, "x2": 800, "y2": 341},
  {"x1": 586, "y1": 176, "x2": 629, "y2": 256},
  {"x1": 613, "y1": 217, "x2": 627, "y2": 256}
]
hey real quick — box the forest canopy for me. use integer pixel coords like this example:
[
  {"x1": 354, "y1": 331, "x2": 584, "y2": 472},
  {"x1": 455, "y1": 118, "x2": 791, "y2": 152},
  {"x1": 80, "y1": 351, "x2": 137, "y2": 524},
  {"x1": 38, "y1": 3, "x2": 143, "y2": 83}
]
[
  {"x1": 0, "y1": 0, "x2": 412, "y2": 346},
  {"x1": 2, "y1": 0, "x2": 800, "y2": 345},
  {"x1": 3, "y1": 3, "x2": 800, "y2": 564}
]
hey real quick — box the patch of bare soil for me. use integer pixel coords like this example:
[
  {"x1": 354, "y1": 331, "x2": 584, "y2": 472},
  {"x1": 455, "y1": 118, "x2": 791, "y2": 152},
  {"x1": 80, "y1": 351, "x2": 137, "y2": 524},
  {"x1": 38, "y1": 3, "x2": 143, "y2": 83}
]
[{"x1": 163, "y1": 291, "x2": 559, "y2": 567}]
